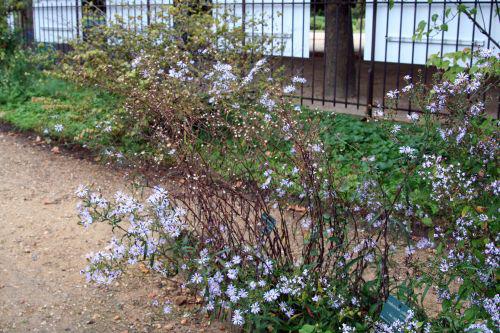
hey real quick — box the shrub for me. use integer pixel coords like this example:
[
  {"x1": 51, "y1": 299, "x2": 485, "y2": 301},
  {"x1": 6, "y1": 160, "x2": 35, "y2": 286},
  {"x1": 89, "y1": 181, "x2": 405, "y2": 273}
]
[
  {"x1": 77, "y1": 48, "x2": 499, "y2": 332},
  {"x1": 58, "y1": 0, "x2": 289, "y2": 159}
]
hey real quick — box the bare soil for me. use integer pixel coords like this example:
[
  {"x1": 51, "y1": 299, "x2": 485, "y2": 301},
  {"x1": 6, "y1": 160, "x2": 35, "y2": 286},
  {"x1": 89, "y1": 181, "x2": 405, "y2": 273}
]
[{"x1": 0, "y1": 129, "x2": 226, "y2": 333}]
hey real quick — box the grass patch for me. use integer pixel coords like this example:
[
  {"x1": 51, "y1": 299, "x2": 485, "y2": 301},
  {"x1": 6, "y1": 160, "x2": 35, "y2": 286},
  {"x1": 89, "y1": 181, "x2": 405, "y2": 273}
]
[{"x1": 0, "y1": 72, "x2": 159, "y2": 163}]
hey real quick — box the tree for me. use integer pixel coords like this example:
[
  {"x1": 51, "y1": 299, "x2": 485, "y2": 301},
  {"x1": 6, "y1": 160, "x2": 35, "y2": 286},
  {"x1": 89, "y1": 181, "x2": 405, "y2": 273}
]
[{"x1": 324, "y1": 0, "x2": 356, "y2": 99}]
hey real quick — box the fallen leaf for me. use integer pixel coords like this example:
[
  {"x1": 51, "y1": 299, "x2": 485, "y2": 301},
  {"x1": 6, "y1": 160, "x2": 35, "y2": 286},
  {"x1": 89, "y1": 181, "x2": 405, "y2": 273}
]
[
  {"x1": 173, "y1": 295, "x2": 187, "y2": 306},
  {"x1": 138, "y1": 264, "x2": 150, "y2": 274},
  {"x1": 475, "y1": 206, "x2": 486, "y2": 213}
]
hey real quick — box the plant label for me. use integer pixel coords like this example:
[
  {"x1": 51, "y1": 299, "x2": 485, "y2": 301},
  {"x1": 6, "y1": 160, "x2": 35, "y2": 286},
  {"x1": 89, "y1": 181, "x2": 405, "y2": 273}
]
[{"x1": 380, "y1": 295, "x2": 411, "y2": 326}]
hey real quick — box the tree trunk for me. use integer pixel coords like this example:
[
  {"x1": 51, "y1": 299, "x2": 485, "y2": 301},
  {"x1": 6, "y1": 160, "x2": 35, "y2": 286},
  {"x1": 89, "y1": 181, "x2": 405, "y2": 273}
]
[
  {"x1": 21, "y1": 0, "x2": 34, "y2": 44},
  {"x1": 324, "y1": 0, "x2": 356, "y2": 99}
]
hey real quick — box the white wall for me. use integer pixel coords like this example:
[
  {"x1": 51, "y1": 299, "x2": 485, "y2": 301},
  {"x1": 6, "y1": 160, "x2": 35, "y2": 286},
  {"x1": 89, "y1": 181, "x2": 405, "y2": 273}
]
[
  {"x1": 106, "y1": 0, "x2": 173, "y2": 28},
  {"x1": 364, "y1": 0, "x2": 498, "y2": 65},
  {"x1": 213, "y1": 0, "x2": 310, "y2": 58},
  {"x1": 33, "y1": 0, "x2": 81, "y2": 43}
]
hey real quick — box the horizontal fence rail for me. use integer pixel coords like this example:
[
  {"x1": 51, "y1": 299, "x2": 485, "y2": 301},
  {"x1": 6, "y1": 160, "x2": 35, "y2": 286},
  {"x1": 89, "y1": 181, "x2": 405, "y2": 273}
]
[{"x1": 10, "y1": 0, "x2": 500, "y2": 118}]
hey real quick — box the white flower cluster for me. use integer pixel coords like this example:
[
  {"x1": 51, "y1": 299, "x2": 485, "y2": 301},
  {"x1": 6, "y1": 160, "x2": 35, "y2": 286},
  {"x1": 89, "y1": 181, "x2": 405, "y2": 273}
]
[
  {"x1": 419, "y1": 155, "x2": 478, "y2": 203},
  {"x1": 77, "y1": 185, "x2": 187, "y2": 284}
]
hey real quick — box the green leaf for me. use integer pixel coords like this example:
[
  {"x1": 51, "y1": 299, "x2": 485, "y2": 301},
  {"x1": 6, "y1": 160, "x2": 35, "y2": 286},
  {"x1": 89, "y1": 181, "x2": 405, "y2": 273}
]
[
  {"x1": 299, "y1": 324, "x2": 316, "y2": 333},
  {"x1": 436, "y1": 242, "x2": 444, "y2": 255},
  {"x1": 463, "y1": 307, "x2": 478, "y2": 321},
  {"x1": 422, "y1": 217, "x2": 433, "y2": 226}
]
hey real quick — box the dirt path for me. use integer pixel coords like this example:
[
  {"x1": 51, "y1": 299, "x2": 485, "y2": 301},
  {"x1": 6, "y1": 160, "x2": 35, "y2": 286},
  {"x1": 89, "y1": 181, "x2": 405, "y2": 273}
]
[{"x1": 0, "y1": 130, "x2": 225, "y2": 333}]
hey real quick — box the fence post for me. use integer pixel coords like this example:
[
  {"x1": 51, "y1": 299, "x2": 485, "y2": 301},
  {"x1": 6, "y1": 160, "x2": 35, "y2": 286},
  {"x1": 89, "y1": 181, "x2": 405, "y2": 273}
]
[{"x1": 366, "y1": 0, "x2": 377, "y2": 118}]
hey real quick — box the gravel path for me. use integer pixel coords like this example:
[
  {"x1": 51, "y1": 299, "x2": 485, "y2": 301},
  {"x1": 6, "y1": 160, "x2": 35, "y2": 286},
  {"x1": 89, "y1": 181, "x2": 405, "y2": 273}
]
[{"x1": 0, "y1": 129, "x2": 225, "y2": 333}]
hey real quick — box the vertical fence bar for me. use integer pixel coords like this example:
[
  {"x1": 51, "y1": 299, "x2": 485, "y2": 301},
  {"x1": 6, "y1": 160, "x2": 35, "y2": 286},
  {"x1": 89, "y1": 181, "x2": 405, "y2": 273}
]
[
  {"x1": 408, "y1": 0, "x2": 417, "y2": 112},
  {"x1": 147, "y1": 0, "x2": 151, "y2": 25},
  {"x1": 291, "y1": 0, "x2": 296, "y2": 78},
  {"x1": 343, "y1": 0, "x2": 349, "y2": 107},
  {"x1": 366, "y1": 0, "x2": 377, "y2": 117},
  {"x1": 76, "y1": 0, "x2": 80, "y2": 39},
  {"x1": 455, "y1": 1, "x2": 461, "y2": 52},
  {"x1": 487, "y1": 0, "x2": 493, "y2": 49},
  {"x1": 423, "y1": 0, "x2": 431, "y2": 84},
  {"x1": 300, "y1": 0, "x2": 306, "y2": 105},
  {"x1": 51, "y1": 0, "x2": 56, "y2": 44},
  {"x1": 469, "y1": 0, "x2": 478, "y2": 68},
  {"x1": 381, "y1": 1, "x2": 389, "y2": 109},
  {"x1": 333, "y1": 1, "x2": 339, "y2": 106},
  {"x1": 356, "y1": 0, "x2": 363, "y2": 109},
  {"x1": 395, "y1": 0, "x2": 403, "y2": 110},
  {"x1": 322, "y1": 0, "x2": 328, "y2": 105},
  {"x1": 382, "y1": 1, "x2": 389, "y2": 108},
  {"x1": 408, "y1": 0, "x2": 418, "y2": 112},
  {"x1": 279, "y1": 0, "x2": 284, "y2": 71},
  {"x1": 42, "y1": 0, "x2": 47, "y2": 44},
  {"x1": 63, "y1": 0, "x2": 68, "y2": 51},
  {"x1": 311, "y1": 0, "x2": 317, "y2": 105},
  {"x1": 486, "y1": 0, "x2": 496, "y2": 118},
  {"x1": 271, "y1": 0, "x2": 275, "y2": 67},
  {"x1": 55, "y1": 0, "x2": 60, "y2": 48},
  {"x1": 250, "y1": 0, "x2": 254, "y2": 59}
]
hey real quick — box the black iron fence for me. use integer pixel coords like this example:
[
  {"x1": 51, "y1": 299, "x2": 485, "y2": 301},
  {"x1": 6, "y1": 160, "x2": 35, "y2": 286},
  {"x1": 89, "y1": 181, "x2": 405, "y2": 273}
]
[{"x1": 9, "y1": 0, "x2": 500, "y2": 117}]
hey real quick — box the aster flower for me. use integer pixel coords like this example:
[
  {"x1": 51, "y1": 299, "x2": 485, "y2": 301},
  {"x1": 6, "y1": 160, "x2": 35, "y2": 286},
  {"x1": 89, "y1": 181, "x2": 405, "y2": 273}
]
[
  {"x1": 292, "y1": 76, "x2": 306, "y2": 84},
  {"x1": 263, "y1": 289, "x2": 280, "y2": 302},
  {"x1": 399, "y1": 146, "x2": 416, "y2": 158},
  {"x1": 232, "y1": 309, "x2": 244, "y2": 326},
  {"x1": 190, "y1": 272, "x2": 203, "y2": 284},
  {"x1": 163, "y1": 301, "x2": 173, "y2": 314},
  {"x1": 250, "y1": 302, "x2": 261, "y2": 314},
  {"x1": 386, "y1": 90, "x2": 399, "y2": 99}
]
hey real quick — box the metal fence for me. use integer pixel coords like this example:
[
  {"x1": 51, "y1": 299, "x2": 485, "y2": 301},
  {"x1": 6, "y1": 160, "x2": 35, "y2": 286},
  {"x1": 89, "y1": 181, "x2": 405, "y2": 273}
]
[{"x1": 10, "y1": 0, "x2": 500, "y2": 117}]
